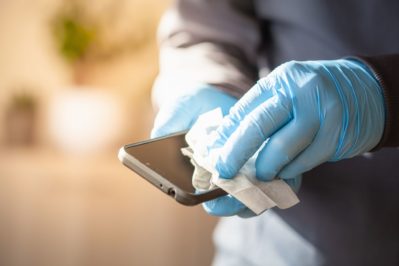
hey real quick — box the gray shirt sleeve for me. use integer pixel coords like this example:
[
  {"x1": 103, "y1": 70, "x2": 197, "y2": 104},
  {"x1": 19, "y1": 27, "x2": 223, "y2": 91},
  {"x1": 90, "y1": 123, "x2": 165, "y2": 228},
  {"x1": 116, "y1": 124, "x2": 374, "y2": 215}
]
[{"x1": 152, "y1": 0, "x2": 261, "y2": 107}]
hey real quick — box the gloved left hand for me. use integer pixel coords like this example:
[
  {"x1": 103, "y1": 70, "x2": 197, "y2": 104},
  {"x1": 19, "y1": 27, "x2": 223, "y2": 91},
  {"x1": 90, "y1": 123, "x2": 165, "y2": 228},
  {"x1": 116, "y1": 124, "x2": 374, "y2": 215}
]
[
  {"x1": 151, "y1": 84, "x2": 237, "y2": 138},
  {"x1": 151, "y1": 85, "x2": 249, "y2": 215},
  {"x1": 204, "y1": 59, "x2": 385, "y2": 216}
]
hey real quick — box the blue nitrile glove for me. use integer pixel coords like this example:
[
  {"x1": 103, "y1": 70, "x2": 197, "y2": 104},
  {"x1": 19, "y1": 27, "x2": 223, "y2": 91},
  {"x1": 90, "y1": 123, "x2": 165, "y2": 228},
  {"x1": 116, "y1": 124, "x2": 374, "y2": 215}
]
[
  {"x1": 151, "y1": 85, "x2": 249, "y2": 215},
  {"x1": 204, "y1": 59, "x2": 385, "y2": 215},
  {"x1": 151, "y1": 85, "x2": 237, "y2": 138}
]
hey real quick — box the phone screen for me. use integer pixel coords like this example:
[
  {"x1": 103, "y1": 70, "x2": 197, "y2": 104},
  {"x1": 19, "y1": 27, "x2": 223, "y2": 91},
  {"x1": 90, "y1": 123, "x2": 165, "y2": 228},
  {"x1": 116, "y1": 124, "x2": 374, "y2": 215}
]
[{"x1": 124, "y1": 134, "x2": 195, "y2": 193}]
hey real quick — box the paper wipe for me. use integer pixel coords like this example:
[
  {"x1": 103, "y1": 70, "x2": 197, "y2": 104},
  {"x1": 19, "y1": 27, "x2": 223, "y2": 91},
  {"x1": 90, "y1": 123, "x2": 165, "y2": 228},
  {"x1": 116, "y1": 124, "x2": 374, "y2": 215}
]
[{"x1": 181, "y1": 108, "x2": 299, "y2": 215}]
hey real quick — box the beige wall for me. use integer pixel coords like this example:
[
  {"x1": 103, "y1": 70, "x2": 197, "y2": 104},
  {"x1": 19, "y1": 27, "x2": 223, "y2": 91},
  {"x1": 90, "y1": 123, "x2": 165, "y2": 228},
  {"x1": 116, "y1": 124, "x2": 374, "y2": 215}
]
[{"x1": 0, "y1": 1, "x2": 219, "y2": 265}]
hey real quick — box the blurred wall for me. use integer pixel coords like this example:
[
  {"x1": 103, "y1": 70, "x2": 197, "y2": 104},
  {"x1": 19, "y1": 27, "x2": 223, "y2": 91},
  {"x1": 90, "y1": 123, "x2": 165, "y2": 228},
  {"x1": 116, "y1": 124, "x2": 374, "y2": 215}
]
[{"x1": 0, "y1": 0, "x2": 220, "y2": 265}]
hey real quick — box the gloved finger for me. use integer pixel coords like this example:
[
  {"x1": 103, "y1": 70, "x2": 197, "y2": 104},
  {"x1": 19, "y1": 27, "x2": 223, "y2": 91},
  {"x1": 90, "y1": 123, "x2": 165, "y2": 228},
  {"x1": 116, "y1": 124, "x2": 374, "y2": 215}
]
[
  {"x1": 214, "y1": 94, "x2": 292, "y2": 179},
  {"x1": 255, "y1": 118, "x2": 318, "y2": 181},
  {"x1": 151, "y1": 101, "x2": 195, "y2": 138},
  {"x1": 208, "y1": 79, "x2": 278, "y2": 150},
  {"x1": 278, "y1": 119, "x2": 340, "y2": 180},
  {"x1": 152, "y1": 87, "x2": 237, "y2": 139},
  {"x1": 202, "y1": 194, "x2": 246, "y2": 216}
]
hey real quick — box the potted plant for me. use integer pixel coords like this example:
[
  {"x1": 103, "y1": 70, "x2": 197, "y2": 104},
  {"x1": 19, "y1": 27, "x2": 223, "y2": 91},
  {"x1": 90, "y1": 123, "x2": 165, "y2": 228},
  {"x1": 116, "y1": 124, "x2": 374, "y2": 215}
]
[
  {"x1": 5, "y1": 91, "x2": 37, "y2": 146},
  {"x1": 50, "y1": 0, "x2": 152, "y2": 84},
  {"x1": 51, "y1": 0, "x2": 97, "y2": 84},
  {"x1": 47, "y1": 0, "x2": 154, "y2": 154}
]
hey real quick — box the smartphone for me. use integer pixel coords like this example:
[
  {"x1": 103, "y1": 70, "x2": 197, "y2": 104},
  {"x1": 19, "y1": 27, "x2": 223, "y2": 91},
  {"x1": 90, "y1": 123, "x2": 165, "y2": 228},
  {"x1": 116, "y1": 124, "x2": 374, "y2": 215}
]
[{"x1": 118, "y1": 132, "x2": 227, "y2": 206}]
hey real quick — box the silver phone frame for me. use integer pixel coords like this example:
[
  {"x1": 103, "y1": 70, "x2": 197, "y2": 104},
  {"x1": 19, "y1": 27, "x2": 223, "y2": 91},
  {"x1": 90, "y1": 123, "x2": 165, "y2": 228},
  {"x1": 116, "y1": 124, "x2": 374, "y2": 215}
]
[{"x1": 118, "y1": 133, "x2": 227, "y2": 206}]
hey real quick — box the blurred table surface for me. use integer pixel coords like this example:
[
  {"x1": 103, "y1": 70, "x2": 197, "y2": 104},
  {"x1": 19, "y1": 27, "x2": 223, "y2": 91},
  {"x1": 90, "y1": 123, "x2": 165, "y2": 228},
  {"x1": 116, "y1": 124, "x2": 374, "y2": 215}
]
[{"x1": 0, "y1": 146, "x2": 218, "y2": 266}]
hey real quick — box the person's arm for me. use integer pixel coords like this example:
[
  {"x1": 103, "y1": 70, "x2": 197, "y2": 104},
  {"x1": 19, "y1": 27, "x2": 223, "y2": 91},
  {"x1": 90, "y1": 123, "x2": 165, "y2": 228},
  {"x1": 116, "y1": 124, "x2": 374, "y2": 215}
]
[
  {"x1": 152, "y1": 0, "x2": 261, "y2": 108},
  {"x1": 354, "y1": 54, "x2": 399, "y2": 148}
]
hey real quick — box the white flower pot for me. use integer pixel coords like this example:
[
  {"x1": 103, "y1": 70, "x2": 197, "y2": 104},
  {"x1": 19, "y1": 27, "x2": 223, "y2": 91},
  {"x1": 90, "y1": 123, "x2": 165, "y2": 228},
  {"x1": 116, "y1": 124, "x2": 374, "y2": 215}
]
[{"x1": 48, "y1": 88, "x2": 122, "y2": 154}]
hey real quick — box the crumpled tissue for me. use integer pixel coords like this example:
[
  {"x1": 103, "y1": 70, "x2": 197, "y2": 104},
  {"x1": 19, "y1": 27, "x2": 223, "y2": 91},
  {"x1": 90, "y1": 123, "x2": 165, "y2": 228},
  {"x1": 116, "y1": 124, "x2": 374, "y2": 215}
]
[{"x1": 181, "y1": 108, "x2": 299, "y2": 215}]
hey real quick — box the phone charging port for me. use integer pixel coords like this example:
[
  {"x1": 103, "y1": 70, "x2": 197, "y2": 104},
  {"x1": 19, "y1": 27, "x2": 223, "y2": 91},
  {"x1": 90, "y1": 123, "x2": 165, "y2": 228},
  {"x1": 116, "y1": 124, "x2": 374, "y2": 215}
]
[{"x1": 168, "y1": 188, "x2": 176, "y2": 197}]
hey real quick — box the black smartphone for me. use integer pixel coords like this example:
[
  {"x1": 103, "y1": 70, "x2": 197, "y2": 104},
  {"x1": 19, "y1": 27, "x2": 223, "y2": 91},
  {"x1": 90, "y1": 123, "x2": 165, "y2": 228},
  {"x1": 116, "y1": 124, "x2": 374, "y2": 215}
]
[{"x1": 118, "y1": 132, "x2": 227, "y2": 206}]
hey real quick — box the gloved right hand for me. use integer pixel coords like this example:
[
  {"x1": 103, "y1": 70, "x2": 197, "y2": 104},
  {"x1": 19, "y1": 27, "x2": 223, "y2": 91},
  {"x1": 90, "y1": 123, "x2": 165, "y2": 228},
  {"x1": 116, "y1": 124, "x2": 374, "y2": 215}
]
[
  {"x1": 203, "y1": 59, "x2": 384, "y2": 217},
  {"x1": 151, "y1": 85, "x2": 249, "y2": 215}
]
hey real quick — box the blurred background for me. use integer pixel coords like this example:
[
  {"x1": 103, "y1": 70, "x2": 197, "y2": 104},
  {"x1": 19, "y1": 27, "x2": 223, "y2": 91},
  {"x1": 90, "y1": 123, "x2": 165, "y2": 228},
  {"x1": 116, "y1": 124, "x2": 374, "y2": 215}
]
[{"x1": 0, "y1": 0, "x2": 218, "y2": 265}]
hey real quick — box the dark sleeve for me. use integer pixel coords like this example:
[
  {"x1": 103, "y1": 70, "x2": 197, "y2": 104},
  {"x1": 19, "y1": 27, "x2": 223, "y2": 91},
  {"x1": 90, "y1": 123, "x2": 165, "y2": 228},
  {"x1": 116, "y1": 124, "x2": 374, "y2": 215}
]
[{"x1": 356, "y1": 54, "x2": 399, "y2": 148}]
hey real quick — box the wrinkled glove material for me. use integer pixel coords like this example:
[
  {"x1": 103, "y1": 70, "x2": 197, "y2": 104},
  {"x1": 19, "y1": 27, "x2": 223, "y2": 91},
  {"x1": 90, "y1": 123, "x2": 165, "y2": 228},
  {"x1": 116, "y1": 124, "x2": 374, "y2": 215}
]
[{"x1": 208, "y1": 59, "x2": 385, "y2": 183}]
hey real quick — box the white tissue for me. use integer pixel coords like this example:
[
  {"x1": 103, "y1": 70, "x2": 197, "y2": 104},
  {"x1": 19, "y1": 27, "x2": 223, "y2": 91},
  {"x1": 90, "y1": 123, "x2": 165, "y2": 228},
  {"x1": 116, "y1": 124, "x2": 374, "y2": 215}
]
[{"x1": 182, "y1": 108, "x2": 299, "y2": 215}]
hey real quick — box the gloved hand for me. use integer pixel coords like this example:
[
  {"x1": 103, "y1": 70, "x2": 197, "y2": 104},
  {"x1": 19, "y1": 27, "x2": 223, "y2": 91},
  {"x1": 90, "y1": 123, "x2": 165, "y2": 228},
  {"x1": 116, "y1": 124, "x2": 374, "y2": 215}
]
[
  {"x1": 151, "y1": 85, "x2": 249, "y2": 215},
  {"x1": 204, "y1": 59, "x2": 385, "y2": 215},
  {"x1": 151, "y1": 85, "x2": 237, "y2": 138}
]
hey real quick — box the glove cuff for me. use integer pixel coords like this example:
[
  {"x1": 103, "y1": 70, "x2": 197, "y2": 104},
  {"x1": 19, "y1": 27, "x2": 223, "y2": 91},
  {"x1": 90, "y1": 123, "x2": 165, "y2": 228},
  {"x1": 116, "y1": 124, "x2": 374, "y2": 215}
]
[{"x1": 348, "y1": 55, "x2": 399, "y2": 149}]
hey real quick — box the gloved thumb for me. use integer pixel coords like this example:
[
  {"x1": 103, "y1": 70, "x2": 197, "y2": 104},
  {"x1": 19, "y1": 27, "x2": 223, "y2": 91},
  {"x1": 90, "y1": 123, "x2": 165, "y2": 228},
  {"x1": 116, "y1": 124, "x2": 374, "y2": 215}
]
[{"x1": 151, "y1": 100, "x2": 194, "y2": 138}]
